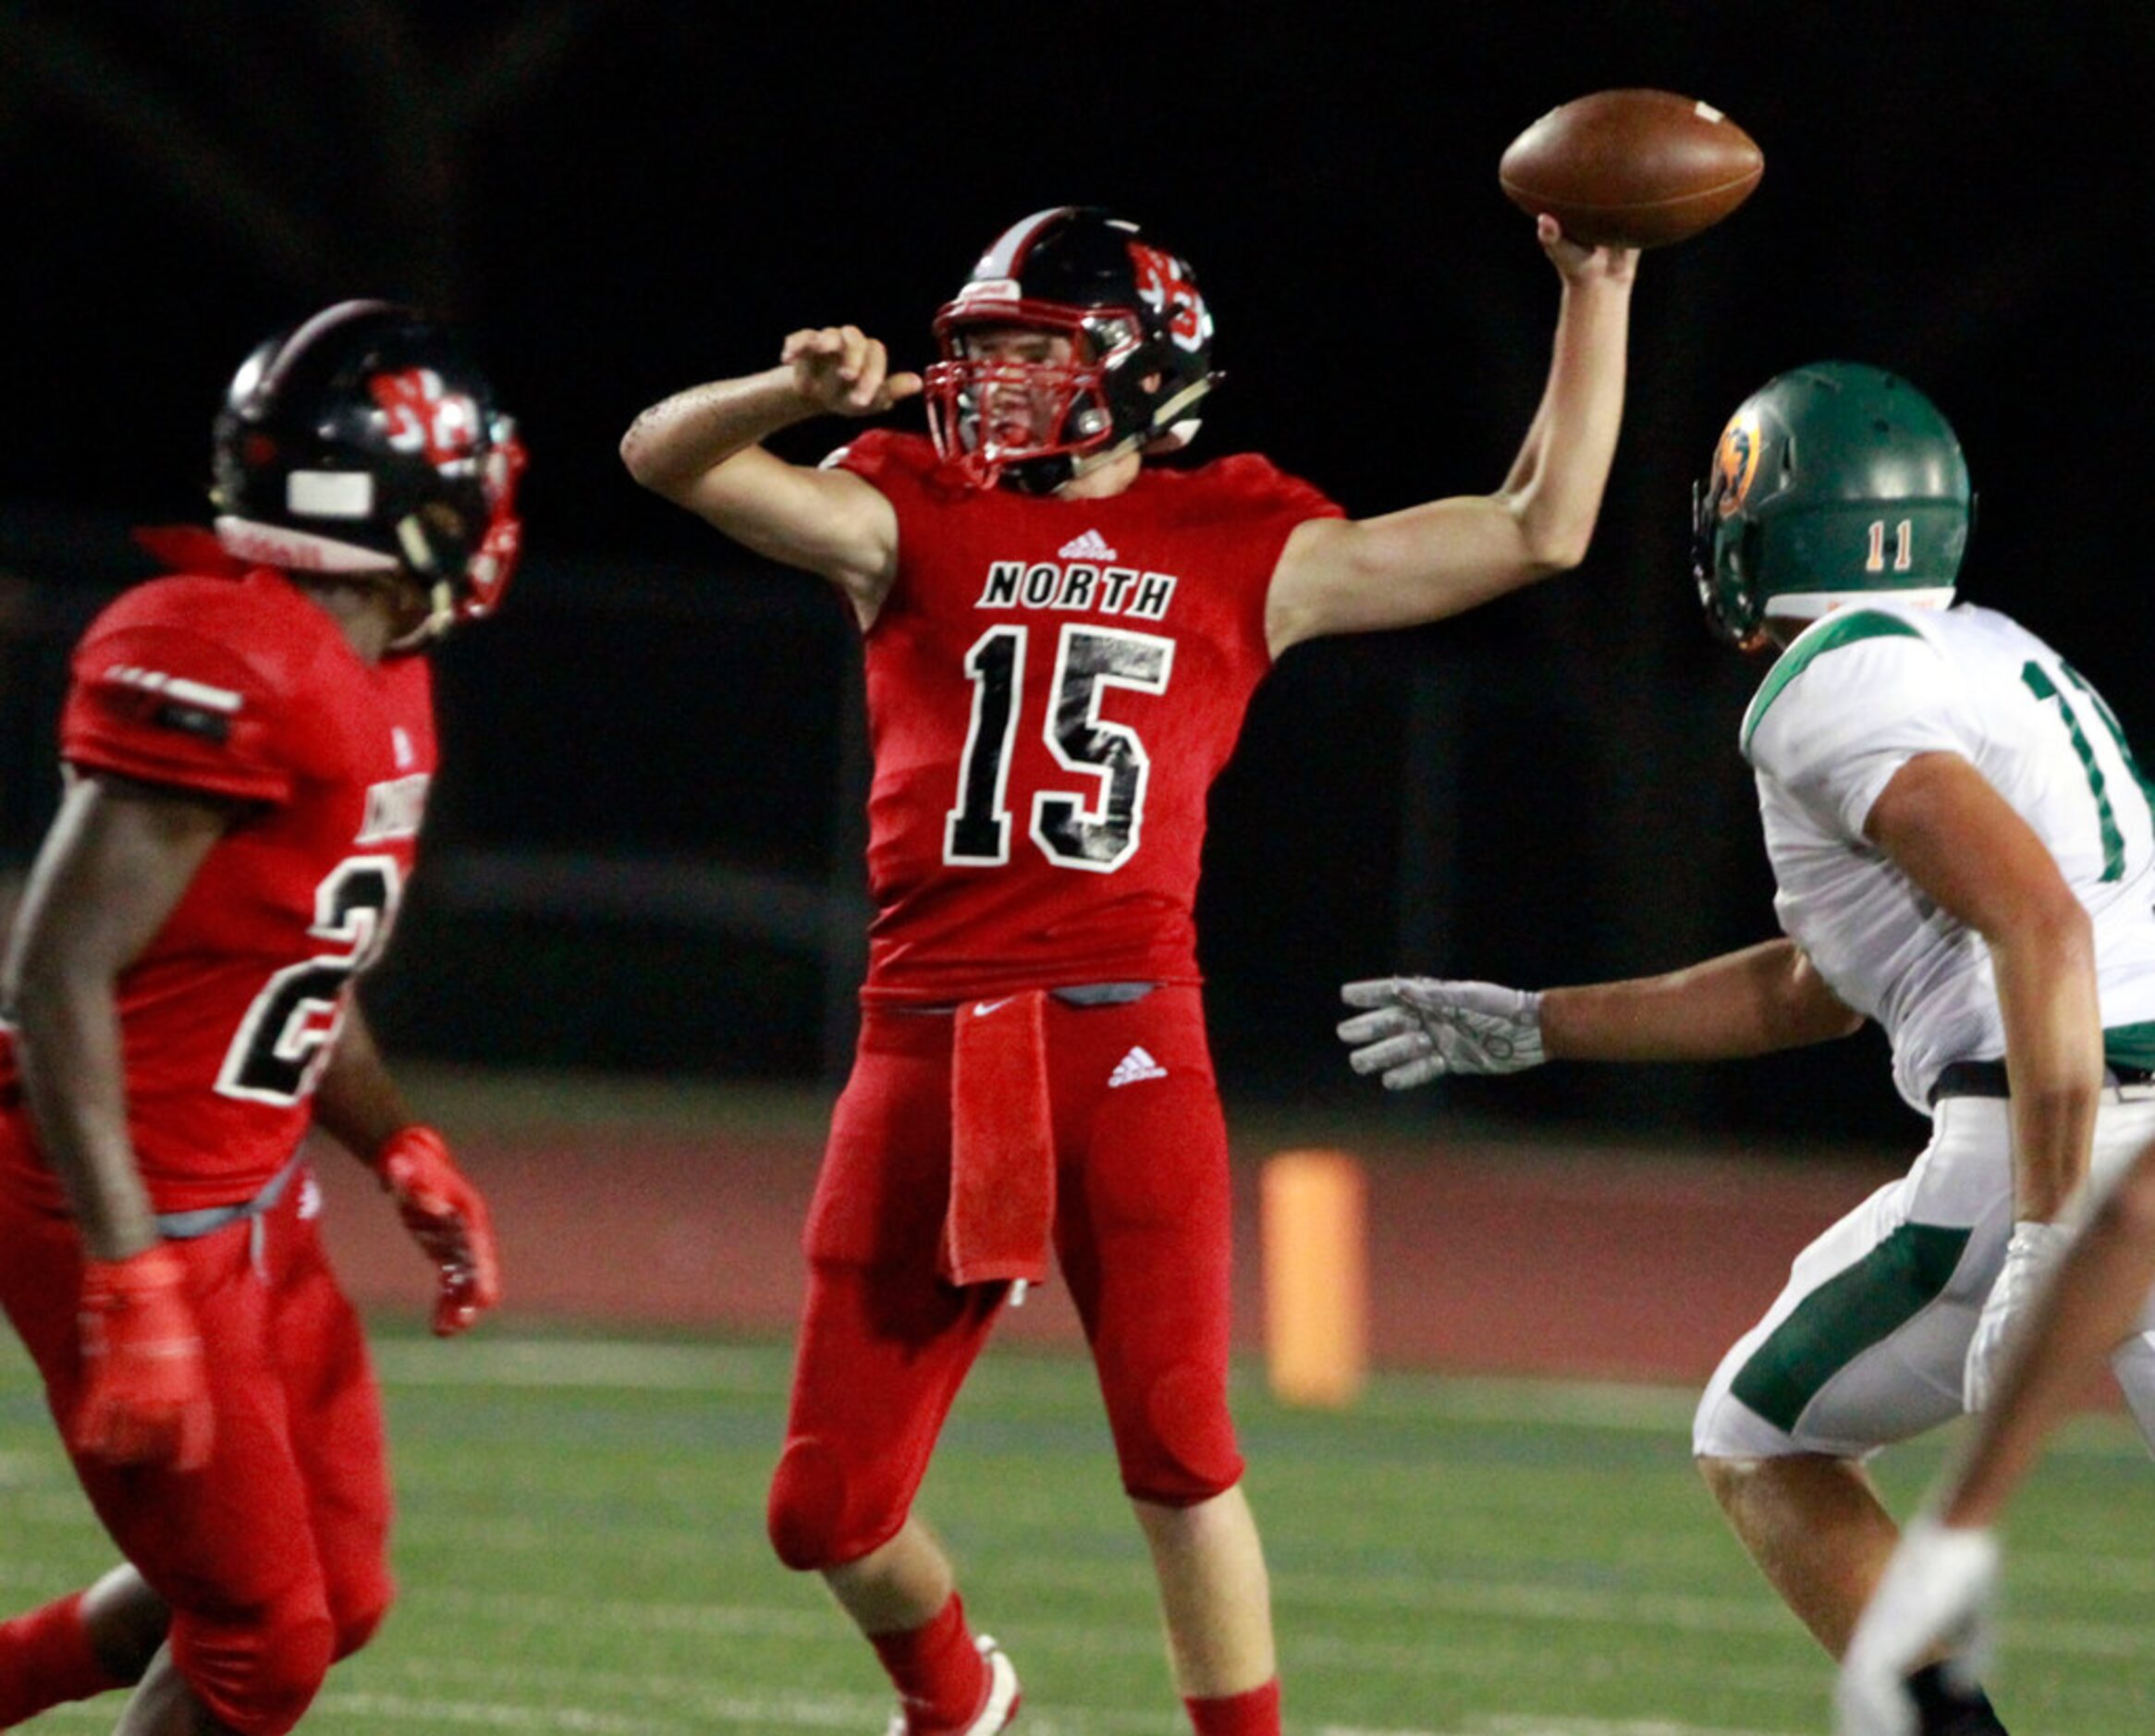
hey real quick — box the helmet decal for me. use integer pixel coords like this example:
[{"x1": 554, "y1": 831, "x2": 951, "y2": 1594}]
[
  {"x1": 370, "y1": 367, "x2": 484, "y2": 468},
  {"x1": 1713, "y1": 410, "x2": 1762, "y2": 517},
  {"x1": 1130, "y1": 242, "x2": 1207, "y2": 353}
]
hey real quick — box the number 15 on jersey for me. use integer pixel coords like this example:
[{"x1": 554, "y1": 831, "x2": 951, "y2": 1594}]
[{"x1": 945, "y1": 622, "x2": 1175, "y2": 874}]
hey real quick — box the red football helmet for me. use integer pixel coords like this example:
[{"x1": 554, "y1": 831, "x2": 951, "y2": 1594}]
[
  {"x1": 924, "y1": 207, "x2": 1218, "y2": 494},
  {"x1": 212, "y1": 300, "x2": 525, "y2": 644}
]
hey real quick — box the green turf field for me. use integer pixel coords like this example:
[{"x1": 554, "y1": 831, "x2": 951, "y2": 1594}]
[{"x1": 5, "y1": 1329, "x2": 2151, "y2": 1734}]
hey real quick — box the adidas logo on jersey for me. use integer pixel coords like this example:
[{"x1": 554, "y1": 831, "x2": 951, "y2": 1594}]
[
  {"x1": 1108, "y1": 1046, "x2": 1169, "y2": 1088},
  {"x1": 1059, "y1": 528, "x2": 1119, "y2": 562}
]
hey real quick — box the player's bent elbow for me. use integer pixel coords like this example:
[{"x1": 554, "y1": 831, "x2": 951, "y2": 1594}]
[
  {"x1": 618, "y1": 422, "x2": 689, "y2": 497},
  {"x1": 1516, "y1": 518, "x2": 1593, "y2": 576},
  {"x1": 1, "y1": 947, "x2": 83, "y2": 1045},
  {"x1": 1492, "y1": 495, "x2": 1592, "y2": 578},
  {"x1": 1795, "y1": 990, "x2": 1867, "y2": 1046}
]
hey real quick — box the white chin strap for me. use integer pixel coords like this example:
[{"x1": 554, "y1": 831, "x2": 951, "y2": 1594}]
[
  {"x1": 386, "y1": 581, "x2": 458, "y2": 654},
  {"x1": 1065, "y1": 433, "x2": 1144, "y2": 483}
]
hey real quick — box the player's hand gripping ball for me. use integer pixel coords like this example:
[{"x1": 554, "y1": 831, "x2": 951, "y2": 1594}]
[{"x1": 1500, "y1": 89, "x2": 1762, "y2": 248}]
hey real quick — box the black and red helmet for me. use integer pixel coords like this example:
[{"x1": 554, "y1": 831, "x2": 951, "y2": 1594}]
[
  {"x1": 211, "y1": 300, "x2": 525, "y2": 642},
  {"x1": 924, "y1": 207, "x2": 1218, "y2": 494}
]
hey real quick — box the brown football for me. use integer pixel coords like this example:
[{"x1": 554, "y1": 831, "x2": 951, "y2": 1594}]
[{"x1": 1499, "y1": 89, "x2": 1763, "y2": 249}]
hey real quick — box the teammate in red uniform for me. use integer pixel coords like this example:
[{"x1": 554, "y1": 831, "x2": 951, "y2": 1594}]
[
  {"x1": 0, "y1": 300, "x2": 520, "y2": 1736},
  {"x1": 621, "y1": 205, "x2": 1635, "y2": 1734}
]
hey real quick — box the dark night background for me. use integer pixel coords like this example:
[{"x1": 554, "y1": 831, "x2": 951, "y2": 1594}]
[{"x1": 2, "y1": 1, "x2": 2149, "y2": 1149}]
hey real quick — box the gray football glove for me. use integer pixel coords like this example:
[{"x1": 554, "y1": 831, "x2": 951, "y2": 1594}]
[{"x1": 1337, "y1": 978, "x2": 1546, "y2": 1089}]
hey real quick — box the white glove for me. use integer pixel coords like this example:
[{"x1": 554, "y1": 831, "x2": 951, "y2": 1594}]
[
  {"x1": 1835, "y1": 1517, "x2": 2001, "y2": 1736},
  {"x1": 1964, "y1": 1219, "x2": 2074, "y2": 1413},
  {"x1": 1337, "y1": 978, "x2": 1545, "y2": 1090}
]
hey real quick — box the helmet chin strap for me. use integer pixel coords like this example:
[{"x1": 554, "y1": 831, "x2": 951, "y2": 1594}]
[
  {"x1": 383, "y1": 514, "x2": 463, "y2": 650},
  {"x1": 385, "y1": 578, "x2": 457, "y2": 654},
  {"x1": 1066, "y1": 432, "x2": 1145, "y2": 483}
]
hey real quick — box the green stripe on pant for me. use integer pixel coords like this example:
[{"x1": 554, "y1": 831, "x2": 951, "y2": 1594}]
[{"x1": 1731, "y1": 1223, "x2": 1972, "y2": 1432}]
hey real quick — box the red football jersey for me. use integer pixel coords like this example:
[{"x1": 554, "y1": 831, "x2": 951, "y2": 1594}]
[
  {"x1": 835, "y1": 431, "x2": 1341, "y2": 1003},
  {"x1": 0, "y1": 568, "x2": 436, "y2": 1214}
]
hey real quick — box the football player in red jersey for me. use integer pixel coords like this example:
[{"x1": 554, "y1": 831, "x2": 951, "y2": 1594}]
[
  {"x1": 0, "y1": 300, "x2": 520, "y2": 1736},
  {"x1": 621, "y1": 205, "x2": 1635, "y2": 1735}
]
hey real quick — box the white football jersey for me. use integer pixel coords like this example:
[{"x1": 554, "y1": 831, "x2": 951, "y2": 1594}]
[{"x1": 1743, "y1": 600, "x2": 2155, "y2": 1114}]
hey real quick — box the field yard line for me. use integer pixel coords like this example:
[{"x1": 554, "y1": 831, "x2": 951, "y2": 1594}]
[
  {"x1": 368, "y1": 1338, "x2": 787, "y2": 1393},
  {"x1": 321, "y1": 1687, "x2": 1801, "y2": 1736},
  {"x1": 405, "y1": 1580, "x2": 2155, "y2": 1672},
  {"x1": 377, "y1": 1649, "x2": 1809, "y2": 1736},
  {"x1": 357, "y1": 1339, "x2": 1688, "y2": 1433}
]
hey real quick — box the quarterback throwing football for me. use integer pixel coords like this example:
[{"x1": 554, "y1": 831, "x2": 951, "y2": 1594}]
[
  {"x1": 1340, "y1": 363, "x2": 2155, "y2": 1736},
  {"x1": 624, "y1": 205, "x2": 1636, "y2": 1735},
  {"x1": 0, "y1": 302, "x2": 515, "y2": 1736}
]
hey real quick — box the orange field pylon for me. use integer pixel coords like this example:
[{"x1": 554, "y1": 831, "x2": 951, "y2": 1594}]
[{"x1": 1260, "y1": 1149, "x2": 1368, "y2": 1408}]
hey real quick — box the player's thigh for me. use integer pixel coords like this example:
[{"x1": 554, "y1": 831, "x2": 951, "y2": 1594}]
[
  {"x1": 271, "y1": 1190, "x2": 393, "y2": 1654},
  {"x1": 780, "y1": 1020, "x2": 1008, "y2": 1562},
  {"x1": 773, "y1": 1258, "x2": 1004, "y2": 1567},
  {"x1": 791, "y1": 1005, "x2": 1003, "y2": 1451},
  {"x1": 1051, "y1": 993, "x2": 1241, "y2": 1499},
  {"x1": 0, "y1": 1204, "x2": 333, "y2": 1624},
  {"x1": 1695, "y1": 1098, "x2": 2013, "y2": 1459},
  {"x1": 802, "y1": 1009, "x2": 956, "y2": 1267}
]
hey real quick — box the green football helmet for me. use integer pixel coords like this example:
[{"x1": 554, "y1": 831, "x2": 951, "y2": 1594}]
[{"x1": 1691, "y1": 361, "x2": 1973, "y2": 648}]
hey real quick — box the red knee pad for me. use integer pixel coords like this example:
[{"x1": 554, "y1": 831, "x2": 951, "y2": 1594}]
[
  {"x1": 329, "y1": 1577, "x2": 392, "y2": 1663},
  {"x1": 170, "y1": 1602, "x2": 335, "y2": 1736},
  {"x1": 1117, "y1": 1360, "x2": 1244, "y2": 1506},
  {"x1": 769, "y1": 1435, "x2": 901, "y2": 1571}
]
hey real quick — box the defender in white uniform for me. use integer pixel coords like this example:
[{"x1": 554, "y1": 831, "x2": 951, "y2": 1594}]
[{"x1": 1337, "y1": 364, "x2": 2155, "y2": 1736}]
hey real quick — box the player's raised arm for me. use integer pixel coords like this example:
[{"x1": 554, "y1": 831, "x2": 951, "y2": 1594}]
[
  {"x1": 619, "y1": 325, "x2": 916, "y2": 622},
  {"x1": 1263, "y1": 219, "x2": 1635, "y2": 656}
]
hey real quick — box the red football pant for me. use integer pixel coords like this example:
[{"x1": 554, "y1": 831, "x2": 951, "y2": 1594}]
[
  {"x1": 770, "y1": 987, "x2": 1242, "y2": 1571},
  {"x1": 0, "y1": 1173, "x2": 393, "y2": 1736}
]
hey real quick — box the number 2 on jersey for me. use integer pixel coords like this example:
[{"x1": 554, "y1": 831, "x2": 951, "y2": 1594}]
[
  {"x1": 217, "y1": 856, "x2": 403, "y2": 1104},
  {"x1": 946, "y1": 622, "x2": 1175, "y2": 873}
]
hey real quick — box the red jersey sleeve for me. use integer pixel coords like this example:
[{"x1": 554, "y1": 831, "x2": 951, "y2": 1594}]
[
  {"x1": 62, "y1": 582, "x2": 300, "y2": 804},
  {"x1": 826, "y1": 426, "x2": 933, "y2": 489},
  {"x1": 1206, "y1": 452, "x2": 1345, "y2": 526}
]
